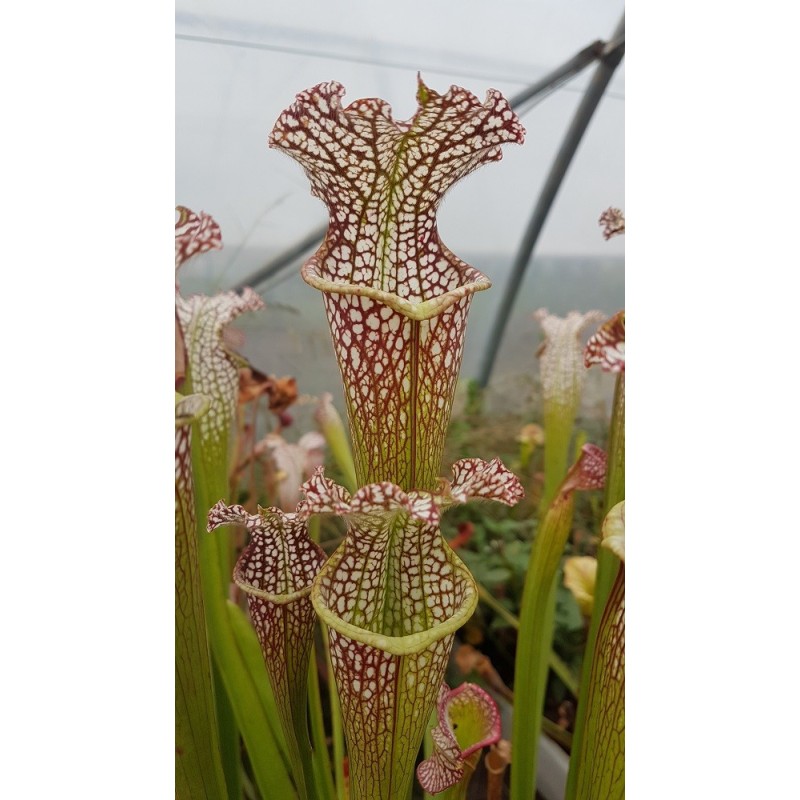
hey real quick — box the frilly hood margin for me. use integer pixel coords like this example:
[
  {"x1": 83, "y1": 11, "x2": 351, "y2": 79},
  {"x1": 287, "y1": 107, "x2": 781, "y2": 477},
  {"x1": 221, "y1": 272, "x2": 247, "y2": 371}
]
[{"x1": 269, "y1": 79, "x2": 525, "y2": 491}]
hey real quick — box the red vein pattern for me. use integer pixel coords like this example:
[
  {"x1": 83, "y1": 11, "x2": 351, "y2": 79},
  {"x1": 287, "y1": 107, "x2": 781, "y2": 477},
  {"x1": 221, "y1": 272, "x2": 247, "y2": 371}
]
[
  {"x1": 417, "y1": 682, "x2": 501, "y2": 794},
  {"x1": 574, "y1": 565, "x2": 625, "y2": 799},
  {"x1": 585, "y1": 310, "x2": 625, "y2": 373},
  {"x1": 176, "y1": 207, "x2": 264, "y2": 460},
  {"x1": 301, "y1": 462, "x2": 522, "y2": 799},
  {"x1": 572, "y1": 499, "x2": 625, "y2": 797},
  {"x1": 598, "y1": 207, "x2": 625, "y2": 241},
  {"x1": 176, "y1": 288, "x2": 264, "y2": 466},
  {"x1": 445, "y1": 457, "x2": 526, "y2": 506},
  {"x1": 329, "y1": 630, "x2": 452, "y2": 799},
  {"x1": 269, "y1": 79, "x2": 524, "y2": 304},
  {"x1": 324, "y1": 292, "x2": 470, "y2": 490},
  {"x1": 175, "y1": 206, "x2": 222, "y2": 271},
  {"x1": 270, "y1": 80, "x2": 524, "y2": 491},
  {"x1": 207, "y1": 502, "x2": 326, "y2": 771},
  {"x1": 561, "y1": 443, "x2": 608, "y2": 496},
  {"x1": 175, "y1": 206, "x2": 224, "y2": 388}
]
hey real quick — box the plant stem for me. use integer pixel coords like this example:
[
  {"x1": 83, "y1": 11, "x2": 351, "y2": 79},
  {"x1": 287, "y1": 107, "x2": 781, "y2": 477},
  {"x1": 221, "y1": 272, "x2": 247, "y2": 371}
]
[
  {"x1": 541, "y1": 717, "x2": 573, "y2": 750},
  {"x1": 309, "y1": 515, "x2": 345, "y2": 800},
  {"x1": 476, "y1": 582, "x2": 579, "y2": 697},
  {"x1": 510, "y1": 489, "x2": 577, "y2": 800},
  {"x1": 321, "y1": 626, "x2": 346, "y2": 800},
  {"x1": 212, "y1": 657, "x2": 242, "y2": 800},
  {"x1": 485, "y1": 742, "x2": 511, "y2": 800},
  {"x1": 540, "y1": 400, "x2": 575, "y2": 514},
  {"x1": 565, "y1": 372, "x2": 625, "y2": 800},
  {"x1": 477, "y1": 582, "x2": 519, "y2": 629},
  {"x1": 308, "y1": 650, "x2": 336, "y2": 800}
]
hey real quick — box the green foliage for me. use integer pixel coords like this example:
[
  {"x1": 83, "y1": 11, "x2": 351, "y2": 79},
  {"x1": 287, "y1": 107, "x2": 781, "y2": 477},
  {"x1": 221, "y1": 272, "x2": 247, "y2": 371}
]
[
  {"x1": 440, "y1": 487, "x2": 594, "y2": 675},
  {"x1": 554, "y1": 574, "x2": 587, "y2": 670}
]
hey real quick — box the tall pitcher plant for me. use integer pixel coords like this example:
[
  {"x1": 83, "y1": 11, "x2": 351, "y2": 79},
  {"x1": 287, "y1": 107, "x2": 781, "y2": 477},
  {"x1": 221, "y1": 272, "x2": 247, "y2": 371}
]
[{"x1": 250, "y1": 79, "x2": 527, "y2": 798}]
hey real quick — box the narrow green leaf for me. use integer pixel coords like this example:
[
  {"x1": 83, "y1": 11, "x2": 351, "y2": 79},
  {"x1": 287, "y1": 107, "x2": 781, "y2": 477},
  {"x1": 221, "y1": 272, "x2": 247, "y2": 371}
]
[
  {"x1": 175, "y1": 393, "x2": 228, "y2": 800},
  {"x1": 193, "y1": 447, "x2": 244, "y2": 798},
  {"x1": 211, "y1": 657, "x2": 242, "y2": 800},
  {"x1": 307, "y1": 648, "x2": 337, "y2": 800},
  {"x1": 320, "y1": 623, "x2": 347, "y2": 800},
  {"x1": 475, "y1": 580, "x2": 579, "y2": 696}
]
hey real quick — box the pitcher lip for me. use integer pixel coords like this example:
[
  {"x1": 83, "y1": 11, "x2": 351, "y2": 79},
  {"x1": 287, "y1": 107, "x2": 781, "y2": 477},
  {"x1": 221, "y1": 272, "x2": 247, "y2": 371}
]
[
  {"x1": 310, "y1": 542, "x2": 478, "y2": 656},
  {"x1": 301, "y1": 254, "x2": 490, "y2": 321}
]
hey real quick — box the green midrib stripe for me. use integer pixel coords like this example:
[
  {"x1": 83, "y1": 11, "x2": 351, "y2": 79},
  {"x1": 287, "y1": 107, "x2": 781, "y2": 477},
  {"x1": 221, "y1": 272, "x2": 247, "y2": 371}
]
[
  {"x1": 408, "y1": 320, "x2": 420, "y2": 490},
  {"x1": 377, "y1": 129, "x2": 412, "y2": 292}
]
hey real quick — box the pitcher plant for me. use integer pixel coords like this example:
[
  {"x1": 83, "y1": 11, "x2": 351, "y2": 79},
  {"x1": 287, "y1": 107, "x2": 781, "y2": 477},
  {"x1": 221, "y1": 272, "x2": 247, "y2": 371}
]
[{"x1": 184, "y1": 78, "x2": 625, "y2": 800}]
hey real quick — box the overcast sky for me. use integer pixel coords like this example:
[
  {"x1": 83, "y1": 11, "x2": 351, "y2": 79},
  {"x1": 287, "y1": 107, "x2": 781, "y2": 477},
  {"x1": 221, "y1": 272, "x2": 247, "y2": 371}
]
[{"x1": 176, "y1": 0, "x2": 625, "y2": 276}]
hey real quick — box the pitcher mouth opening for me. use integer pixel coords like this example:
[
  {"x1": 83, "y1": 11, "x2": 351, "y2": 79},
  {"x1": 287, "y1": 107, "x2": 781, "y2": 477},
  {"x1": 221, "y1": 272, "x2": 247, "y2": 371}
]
[
  {"x1": 310, "y1": 542, "x2": 478, "y2": 656},
  {"x1": 301, "y1": 252, "x2": 491, "y2": 322}
]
